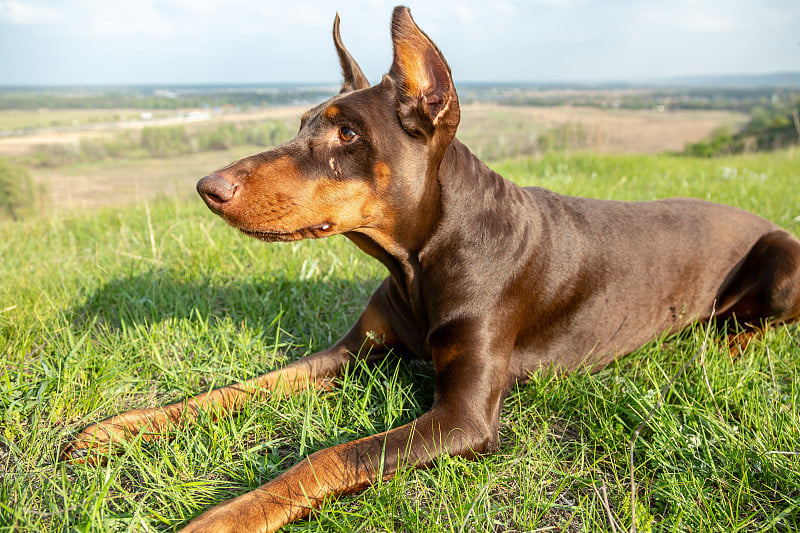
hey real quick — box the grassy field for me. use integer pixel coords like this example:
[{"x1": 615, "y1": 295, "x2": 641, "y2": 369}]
[
  {"x1": 1, "y1": 148, "x2": 799, "y2": 532},
  {"x1": 0, "y1": 109, "x2": 176, "y2": 132},
  {"x1": 2, "y1": 104, "x2": 742, "y2": 163},
  {"x1": 30, "y1": 148, "x2": 261, "y2": 213},
  {"x1": 5, "y1": 104, "x2": 745, "y2": 216}
]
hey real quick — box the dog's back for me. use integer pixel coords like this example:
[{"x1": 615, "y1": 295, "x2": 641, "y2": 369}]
[{"x1": 512, "y1": 188, "x2": 784, "y2": 369}]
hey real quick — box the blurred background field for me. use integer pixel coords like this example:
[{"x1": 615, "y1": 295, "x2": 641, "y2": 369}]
[{"x1": 3, "y1": 81, "x2": 796, "y2": 215}]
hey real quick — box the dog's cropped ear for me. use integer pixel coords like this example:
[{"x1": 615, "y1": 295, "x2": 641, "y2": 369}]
[
  {"x1": 388, "y1": 6, "x2": 460, "y2": 138},
  {"x1": 334, "y1": 13, "x2": 370, "y2": 93}
]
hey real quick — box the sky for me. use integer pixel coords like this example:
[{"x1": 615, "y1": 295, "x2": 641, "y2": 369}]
[{"x1": 1, "y1": 0, "x2": 799, "y2": 86}]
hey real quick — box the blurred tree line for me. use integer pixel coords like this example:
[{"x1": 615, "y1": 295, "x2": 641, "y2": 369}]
[
  {"x1": 0, "y1": 88, "x2": 334, "y2": 111},
  {"x1": 685, "y1": 102, "x2": 800, "y2": 157}
]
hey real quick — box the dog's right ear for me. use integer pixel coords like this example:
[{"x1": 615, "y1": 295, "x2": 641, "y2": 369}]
[{"x1": 333, "y1": 13, "x2": 370, "y2": 93}]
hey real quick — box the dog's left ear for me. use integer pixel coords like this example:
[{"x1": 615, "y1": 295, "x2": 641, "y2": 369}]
[
  {"x1": 388, "y1": 6, "x2": 460, "y2": 139},
  {"x1": 334, "y1": 13, "x2": 370, "y2": 93}
]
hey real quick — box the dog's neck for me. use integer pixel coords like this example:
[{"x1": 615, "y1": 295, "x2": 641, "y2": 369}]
[
  {"x1": 346, "y1": 138, "x2": 537, "y2": 326},
  {"x1": 344, "y1": 184, "x2": 438, "y2": 322}
]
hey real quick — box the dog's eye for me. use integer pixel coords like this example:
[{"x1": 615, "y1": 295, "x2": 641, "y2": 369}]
[{"x1": 338, "y1": 126, "x2": 357, "y2": 143}]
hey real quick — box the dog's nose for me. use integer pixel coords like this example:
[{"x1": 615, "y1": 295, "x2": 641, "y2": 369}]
[{"x1": 197, "y1": 174, "x2": 236, "y2": 206}]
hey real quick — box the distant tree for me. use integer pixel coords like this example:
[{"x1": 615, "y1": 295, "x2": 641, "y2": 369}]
[{"x1": 685, "y1": 106, "x2": 799, "y2": 157}]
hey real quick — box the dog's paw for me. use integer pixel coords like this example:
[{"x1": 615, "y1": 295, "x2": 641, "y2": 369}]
[
  {"x1": 60, "y1": 424, "x2": 114, "y2": 465},
  {"x1": 179, "y1": 505, "x2": 241, "y2": 533},
  {"x1": 179, "y1": 491, "x2": 289, "y2": 533}
]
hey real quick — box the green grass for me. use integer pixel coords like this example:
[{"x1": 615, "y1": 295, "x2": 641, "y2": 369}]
[{"x1": 1, "y1": 149, "x2": 799, "y2": 532}]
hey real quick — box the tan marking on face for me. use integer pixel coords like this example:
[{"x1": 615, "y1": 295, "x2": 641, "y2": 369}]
[
  {"x1": 215, "y1": 151, "x2": 396, "y2": 240},
  {"x1": 249, "y1": 154, "x2": 302, "y2": 182},
  {"x1": 218, "y1": 154, "x2": 308, "y2": 230},
  {"x1": 373, "y1": 160, "x2": 392, "y2": 193},
  {"x1": 308, "y1": 175, "x2": 392, "y2": 233},
  {"x1": 328, "y1": 157, "x2": 341, "y2": 177},
  {"x1": 323, "y1": 105, "x2": 340, "y2": 120}
]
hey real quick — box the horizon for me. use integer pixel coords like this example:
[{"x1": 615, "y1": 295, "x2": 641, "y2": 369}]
[
  {"x1": 1, "y1": 1, "x2": 799, "y2": 87},
  {"x1": 2, "y1": 71, "x2": 800, "y2": 91}
]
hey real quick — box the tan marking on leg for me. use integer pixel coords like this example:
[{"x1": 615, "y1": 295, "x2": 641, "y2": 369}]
[{"x1": 61, "y1": 358, "x2": 335, "y2": 464}]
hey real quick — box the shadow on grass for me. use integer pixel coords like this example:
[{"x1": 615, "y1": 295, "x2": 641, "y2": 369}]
[
  {"x1": 55, "y1": 269, "x2": 441, "y2": 530},
  {"x1": 68, "y1": 266, "x2": 382, "y2": 336},
  {"x1": 65, "y1": 265, "x2": 436, "y2": 411}
]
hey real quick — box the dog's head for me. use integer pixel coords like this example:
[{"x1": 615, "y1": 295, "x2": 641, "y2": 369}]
[{"x1": 197, "y1": 7, "x2": 459, "y2": 251}]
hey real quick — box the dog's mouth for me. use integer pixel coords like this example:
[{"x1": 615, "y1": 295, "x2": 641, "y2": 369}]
[{"x1": 238, "y1": 222, "x2": 335, "y2": 242}]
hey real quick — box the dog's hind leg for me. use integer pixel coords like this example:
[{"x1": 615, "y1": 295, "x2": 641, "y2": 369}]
[{"x1": 716, "y1": 229, "x2": 800, "y2": 328}]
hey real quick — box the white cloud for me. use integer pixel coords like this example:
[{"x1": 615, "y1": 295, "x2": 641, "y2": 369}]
[
  {"x1": 84, "y1": 3, "x2": 175, "y2": 38},
  {"x1": 636, "y1": 2, "x2": 737, "y2": 33},
  {"x1": 454, "y1": 6, "x2": 476, "y2": 22},
  {"x1": 0, "y1": 0, "x2": 58, "y2": 24},
  {"x1": 493, "y1": 1, "x2": 518, "y2": 14}
]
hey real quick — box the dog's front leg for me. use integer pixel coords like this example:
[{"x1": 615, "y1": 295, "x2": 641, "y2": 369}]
[
  {"x1": 181, "y1": 326, "x2": 511, "y2": 532},
  {"x1": 60, "y1": 348, "x2": 352, "y2": 463},
  {"x1": 61, "y1": 287, "x2": 401, "y2": 464}
]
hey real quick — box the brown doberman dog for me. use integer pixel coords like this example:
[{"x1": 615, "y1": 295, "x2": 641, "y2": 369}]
[{"x1": 62, "y1": 6, "x2": 800, "y2": 532}]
